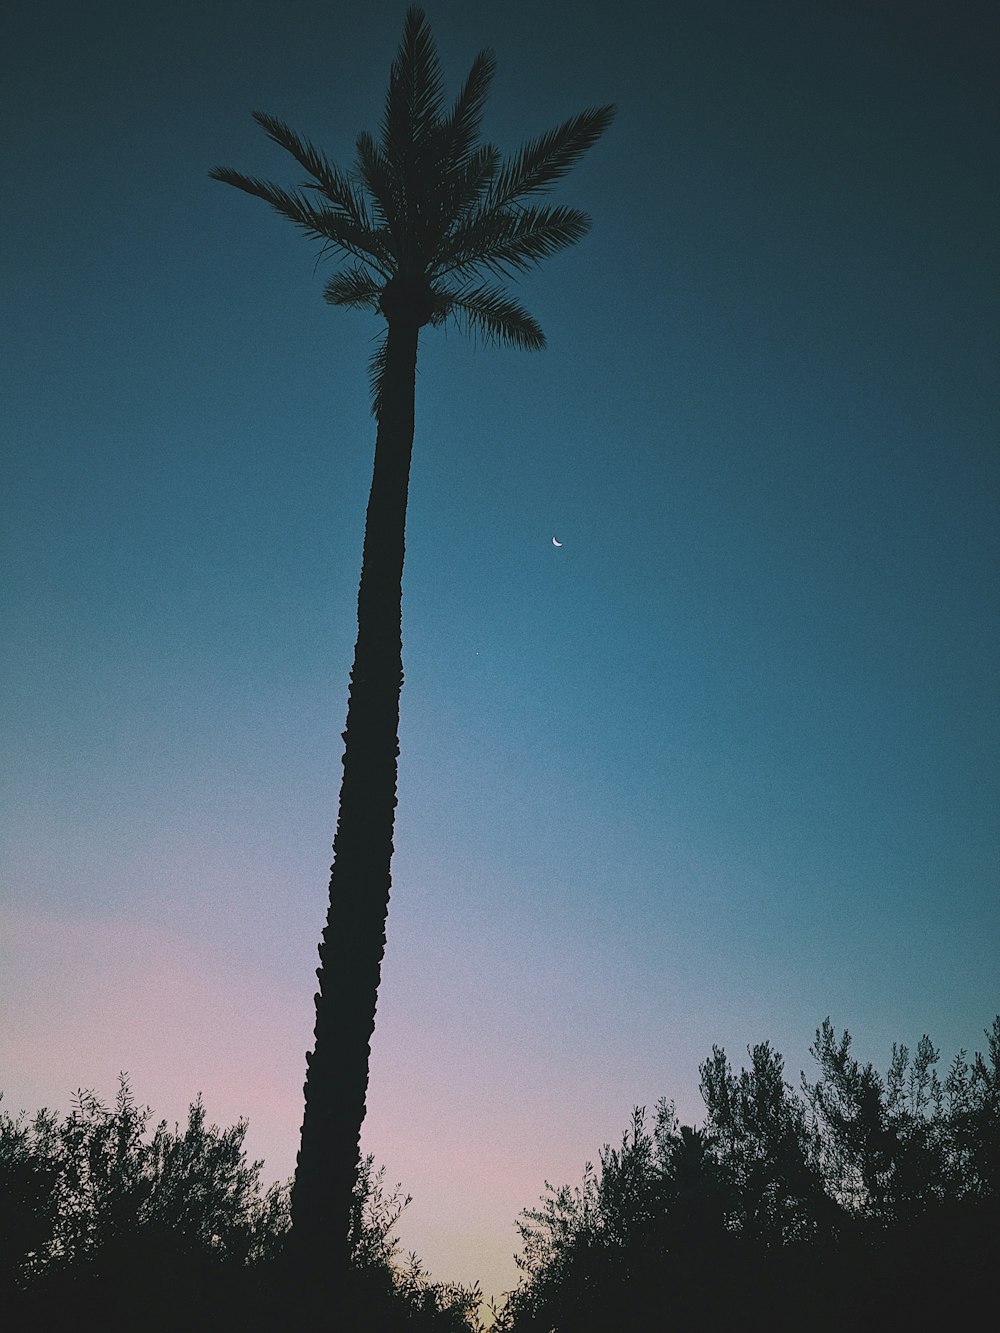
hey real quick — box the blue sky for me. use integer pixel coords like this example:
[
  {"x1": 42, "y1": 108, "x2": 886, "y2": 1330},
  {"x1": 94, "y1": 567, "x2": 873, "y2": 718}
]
[{"x1": 3, "y1": 0, "x2": 998, "y2": 1309}]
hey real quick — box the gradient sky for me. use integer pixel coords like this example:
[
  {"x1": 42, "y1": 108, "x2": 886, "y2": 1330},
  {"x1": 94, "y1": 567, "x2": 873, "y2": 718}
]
[{"x1": 3, "y1": 0, "x2": 998, "y2": 1311}]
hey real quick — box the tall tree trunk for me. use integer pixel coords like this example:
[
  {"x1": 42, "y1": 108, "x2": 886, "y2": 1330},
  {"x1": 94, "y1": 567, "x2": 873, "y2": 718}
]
[{"x1": 289, "y1": 316, "x2": 419, "y2": 1289}]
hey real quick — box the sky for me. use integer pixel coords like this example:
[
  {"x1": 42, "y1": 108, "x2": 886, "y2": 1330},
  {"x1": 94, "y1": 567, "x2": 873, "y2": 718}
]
[{"x1": 2, "y1": 0, "x2": 998, "y2": 1312}]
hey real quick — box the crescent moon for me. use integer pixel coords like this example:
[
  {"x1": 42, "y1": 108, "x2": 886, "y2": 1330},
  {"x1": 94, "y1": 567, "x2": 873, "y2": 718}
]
[{"x1": 552, "y1": 537, "x2": 563, "y2": 547}]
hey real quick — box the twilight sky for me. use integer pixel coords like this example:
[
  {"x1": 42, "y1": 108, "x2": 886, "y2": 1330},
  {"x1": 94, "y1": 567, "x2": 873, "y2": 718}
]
[{"x1": 2, "y1": 0, "x2": 998, "y2": 1310}]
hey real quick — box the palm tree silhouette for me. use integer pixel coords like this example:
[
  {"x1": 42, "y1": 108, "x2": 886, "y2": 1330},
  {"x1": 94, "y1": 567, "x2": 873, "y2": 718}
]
[{"x1": 211, "y1": 4, "x2": 614, "y2": 1285}]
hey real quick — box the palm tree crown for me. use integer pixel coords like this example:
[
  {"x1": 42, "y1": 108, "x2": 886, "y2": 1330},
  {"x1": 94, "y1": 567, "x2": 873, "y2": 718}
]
[{"x1": 211, "y1": 5, "x2": 614, "y2": 406}]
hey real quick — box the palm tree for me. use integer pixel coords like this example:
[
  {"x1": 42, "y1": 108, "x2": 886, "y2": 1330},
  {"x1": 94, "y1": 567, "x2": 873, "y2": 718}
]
[{"x1": 211, "y1": 4, "x2": 614, "y2": 1284}]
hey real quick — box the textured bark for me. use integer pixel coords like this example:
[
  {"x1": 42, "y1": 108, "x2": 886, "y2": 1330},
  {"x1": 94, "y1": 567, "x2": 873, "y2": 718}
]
[{"x1": 289, "y1": 315, "x2": 420, "y2": 1282}]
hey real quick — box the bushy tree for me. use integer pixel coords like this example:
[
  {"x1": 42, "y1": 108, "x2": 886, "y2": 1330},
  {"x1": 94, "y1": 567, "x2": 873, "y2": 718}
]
[
  {"x1": 0, "y1": 1100, "x2": 62, "y2": 1290},
  {"x1": 505, "y1": 1102, "x2": 745, "y2": 1331},
  {"x1": 0, "y1": 1077, "x2": 288, "y2": 1329},
  {"x1": 0, "y1": 1078, "x2": 484, "y2": 1330},
  {"x1": 347, "y1": 1154, "x2": 487, "y2": 1331},
  {"x1": 803, "y1": 1016, "x2": 1000, "y2": 1221},
  {"x1": 700, "y1": 1038, "x2": 834, "y2": 1246},
  {"x1": 502, "y1": 1019, "x2": 1000, "y2": 1332}
]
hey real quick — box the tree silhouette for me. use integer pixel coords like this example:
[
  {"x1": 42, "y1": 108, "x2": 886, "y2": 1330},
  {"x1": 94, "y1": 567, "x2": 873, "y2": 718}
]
[
  {"x1": 1, "y1": 1079, "x2": 484, "y2": 1330},
  {"x1": 503, "y1": 1019, "x2": 1000, "y2": 1331},
  {"x1": 210, "y1": 4, "x2": 614, "y2": 1289},
  {"x1": 1, "y1": 1078, "x2": 287, "y2": 1330},
  {"x1": 699, "y1": 1038, "x2": 833, "y2": 1245}
]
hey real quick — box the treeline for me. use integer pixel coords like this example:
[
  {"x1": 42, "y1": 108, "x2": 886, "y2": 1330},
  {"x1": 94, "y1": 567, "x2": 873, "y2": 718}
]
[
  {"x1": 3, "y1": 1018, "x2": 997, "y2": 1330},
  {"x1": 0, "y1": 1079, "x2": 481, "y2": 1330},
  {"x1": 498, "y1": 1017, "x2": 999, "y2": 1331}
]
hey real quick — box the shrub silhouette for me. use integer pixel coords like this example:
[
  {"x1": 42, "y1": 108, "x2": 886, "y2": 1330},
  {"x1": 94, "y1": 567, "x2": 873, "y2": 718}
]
[
  {"x1": 0, "y1": 1077, "x2": 483, "y2": 1330},
  {"x1": 7, "y1": 1022, "x2": 995, "y2": 1329},
  {"x1": 501, "y1": 1018, "x2": 1000, "y2": 1332}
]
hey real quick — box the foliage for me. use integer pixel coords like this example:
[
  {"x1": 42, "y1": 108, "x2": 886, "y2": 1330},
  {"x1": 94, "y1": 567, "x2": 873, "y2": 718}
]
[
  {"x1": 211, "y1": 4, "x2": 614, "y2": 411},
  {"x1": 700, "y1": 1038, "x2": 832, "y2": 1245},
  {"x1": 0, "y1": 1077, "x2": 285, "y2": 1289},
  {"x1": 0, "y1": 1078, "x2": 483, "y2": 1330},
  {"x1": 501, "y1": 1018, "x2": 1000, "y2": 1331},
  {"x1": 348, "y1": 1154, "x2": 487, "y2": 1330},
  {"x1": 801, "y1": 1016, "x2": 1000, "y2": 1219}
]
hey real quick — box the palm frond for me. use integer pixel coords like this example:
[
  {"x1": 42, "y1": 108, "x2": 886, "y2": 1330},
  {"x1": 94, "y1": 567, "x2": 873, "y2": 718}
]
[
  {"x1": 439, "y1": 48, "x2": 497, "y2": 170},
  {"x1": 411, "y1": 50, "x2": 498, "y2": 243},
  {"x1": 433, "y1": 203, "x2": 591, "y2": 279},
  {"x1": 367, "y1": 334, "x2": 388, "y2": 417},
  {"x1": 250, "y1": 112, "x2": 371, "y2": 229},
  {"x1": 436, "y1": 281, "x2": 546, "y2": 350},
  {"x1": 354, "y1": 130, "x2": 402, "y2": 237},
  {"x1": 209, "y1": 166, "x2": 320, "y2": 224},
  {"x1": 489, "y1": 104, "x2": 616, "y2": 207},
  {"x1": 209, "y1": 167, "x2": 394, "y2": 275},
  {"x1": 424, "y1": 142, "x2": 500, "y2": 242},
  {"x1": 324, "y1": 265, "x2": 383, "y2": 311},
  {"x1": 380, "y1": 5, "x2": 445, "y2": 166}
]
